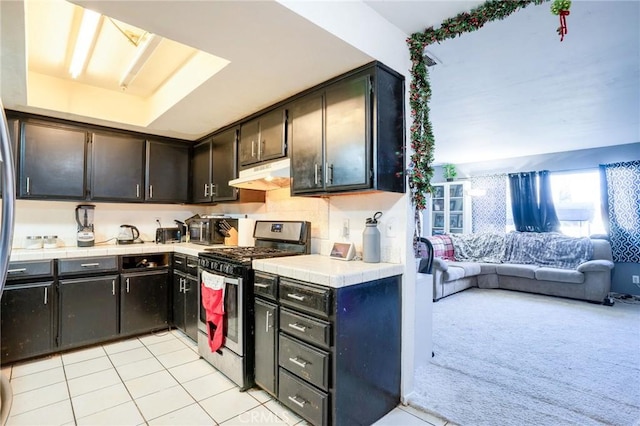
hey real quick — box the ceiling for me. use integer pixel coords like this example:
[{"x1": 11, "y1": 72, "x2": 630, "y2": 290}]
[{"x1": 1, "y1": 0, "x2": 638, "y2": 166}]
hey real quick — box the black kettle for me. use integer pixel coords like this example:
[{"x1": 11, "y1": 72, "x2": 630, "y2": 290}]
[{"x1": 117, "y1": 224, "x2": 140, "y2": 244}]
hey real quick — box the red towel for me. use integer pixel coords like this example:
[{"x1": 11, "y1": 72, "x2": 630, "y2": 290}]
[{"x1": 201, "y1": 271, "x2": 225, "y2": 352}]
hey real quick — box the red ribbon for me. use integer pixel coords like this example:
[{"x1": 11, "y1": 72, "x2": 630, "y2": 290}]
[{"x1": 559, "y1": 10, "x2": 570, "y2": 41}]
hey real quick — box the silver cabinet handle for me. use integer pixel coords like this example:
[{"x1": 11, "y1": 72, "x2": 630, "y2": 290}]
[
  {"x1": 288, "y1": 357, "x2": 308, "y2": 368},
  {"x1": 183, "y1": 279, "x2": 190, "y2": 293},
  {"x1": 259, "y1": 140, "x2": 264, "y2": 158},
  {"x1": 210, "y1": 183, "x2": 216, "y2": 197},
  {"x1": 186, "y1": 263, "x2": 197, "y2": 268},
  {"x1": 314, "y1": 163, "x2": 319, "y2": 185},
  {"x1": 126, "y1": 278, "x2": 130, "y2": 293},
  {"x1": 7, "y1": 268, "x2": 27, "y2": 274},
  {"x1": 326, "y1": 163, "x2": 334, "y2": 184},
  {"x1": 81, "y1": 263, "x2": 100, "y2": 268},
  {"x1": 288, "y1": 395, "x2": 307, "y2": 408},
  {"x1": 204, "y1": 183, "x2": 209, "y2": 197},
  {"x1": 43, "y1": 287, "x2": 48, "y2": 305},
  {"x1": 265, "y1": 310, "x2": 271, "y2": 333},
  {"x1": 112, "y1": 280, "x2": 116, "y2": 295},
  {"x1": 287, "y1": 293, "x2": 305, "y2": 301},
  {"x1": 149, "y1": 185, "x2": 153, "y2": 199},
  {"x1": 254, "y1": 283, "x2": 269, "y2": 289},
  {"x1": 175, "y1": 259, "x2": 183, "y2": 265},
  {"x1": 251, "y1": 140, "x2": 256, "y2": 158},
  {"x1": 26, "y1": 176, "x2": 30, "y2": 194},
  {"x1": 136, "y1": 184, "x2": 140, "y2": 198},
  {"x1": 288, "y1": 323, "x2": 306, "y2": 332}
]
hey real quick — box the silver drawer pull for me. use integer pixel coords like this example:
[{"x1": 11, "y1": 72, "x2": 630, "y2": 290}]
[
  {"x1": 287, "y1": 293, "x2": 305, "y2": 301},
  {"x1": 7, "y1": 268, "x2": 27, "y2": 274},
  {"x1": 288, "y1": 357, "x2": 308, "y2": 368},
  {"x1": 175, "y1": 260, "x2": 183, "y2": 265},
  {"x1": 254, "y1": 283, "x2": 270, "y2": 288},
  {"x1": 187, "y1": 263, "x2": 197, "y2": 268},
  {"x1": 288, "y1": 323, "x2": 307, "y2": 332},
  {"x1": 80, "y1": 263, "x2": 100, "y2": 267},
  {"x1": 43, "y1": 287, "x2": 48, "y2": 305},
  {"x1": 288, "y1": 395, "x2": 307, "y2": 408}
]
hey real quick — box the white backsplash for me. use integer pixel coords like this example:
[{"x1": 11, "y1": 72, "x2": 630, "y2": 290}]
[
  {"x1": 12, "y1": 200, "x2": 206, "y2": 249},
  {"x1": 13, "y1": 190, "x2": 408, "y2": 263}
]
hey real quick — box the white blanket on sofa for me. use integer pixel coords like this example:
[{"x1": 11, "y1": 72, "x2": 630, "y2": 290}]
[{"x1": 504, "y1": 232, "x2": 593, "y2": 269}]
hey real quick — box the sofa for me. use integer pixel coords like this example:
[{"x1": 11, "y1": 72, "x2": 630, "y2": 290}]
[{"x1": 426, "y1": 232, "x2": 614, "y2": 303}]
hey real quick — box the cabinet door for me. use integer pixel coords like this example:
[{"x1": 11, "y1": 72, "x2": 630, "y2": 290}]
[
  {"x1": 20, "y1": 121, "x2": 86, "y2": 199},
  {"x1": 191, "y1": 140, "x2": 212, "y2": 203},
  {"x1": 1, "y1": 282, "x2": 54, "y2": 364},
  {"x1": 254, "y1": 298, "x2": 278, "y2": 395},
  {"x1": 121, "y1": 270, "x2": 169, "y2": 336},
  {"x1": 146, "y1": 141, "x2": 189, "y2": 203},
  {"x1": 211, "y1": 128, "x2": 238, "y2": 201},
  {"x1": 58, "y1": 275, "x2": 119, "y2": 349},
  {"x1": 183, "y1": 275, "x2": 199, "y2": 342},
  {"x1": 91, "y1": 132, "x2": 144, "y2": 201},
  {"x1": 325, "y1": 75, "x2": 371, "y2": 190},
  {"x1": 239, "y1": 119, "x2": 260, "y2": 167},
  {"x1": 290, "y1": 94, "x2": 324, "y2": 194},
  {"x1": 0, "y1": 118, "x2": 18, "y2": 198},
  {"x1": 258, "y1": 109, "x2": 286, "y2": 162},
  {"x1": 172, "y1": 271, "x2": 186, "y2": 332}
]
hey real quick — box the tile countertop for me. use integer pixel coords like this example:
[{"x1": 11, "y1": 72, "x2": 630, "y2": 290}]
[
  {"x1": 253, "y1": 254, "x2": 404, "y2": 289},
  {"x1": 8, "y1": 242, "x2": 226, "y2": 262}
]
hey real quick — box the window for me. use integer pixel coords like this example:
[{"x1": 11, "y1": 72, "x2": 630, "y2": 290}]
[{"x1": 549, "y1": 170, "x2": 605, "y2": 237}]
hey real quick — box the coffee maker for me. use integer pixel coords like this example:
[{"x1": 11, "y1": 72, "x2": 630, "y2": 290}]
[{"x1": 75, "y1": 204, "x2": 95, "y2": 247}]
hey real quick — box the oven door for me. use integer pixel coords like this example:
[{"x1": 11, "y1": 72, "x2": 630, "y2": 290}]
[{"x1": 199, "y1": 270, "x2": 243, "y2": 356}]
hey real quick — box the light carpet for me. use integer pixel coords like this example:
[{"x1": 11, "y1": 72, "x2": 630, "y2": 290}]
[{"x1": 410, "y1": 288, "x2": 640, "y2": 426}]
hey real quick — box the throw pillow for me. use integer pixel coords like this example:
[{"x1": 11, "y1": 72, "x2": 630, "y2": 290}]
[{"x1": 427, "y1": 235, "x2": 455, "y2": 260}]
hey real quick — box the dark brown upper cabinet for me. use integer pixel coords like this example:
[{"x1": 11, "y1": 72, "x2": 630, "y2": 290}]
[
  {"x1": 19, "y1": 120, "x2": 87, "y2": 199},
  {"x1": 238, "y1": 108, "x2": 287, "y2": 168},
  {"x1": 290, "y1": 63, "x2": 405, "y2": 196},
  {"x1": 90, "y1": 132, "x2": 145, "y2": 201},
  {"x1": 145, "y1": 140, "x2": 189, "y2": 203}
]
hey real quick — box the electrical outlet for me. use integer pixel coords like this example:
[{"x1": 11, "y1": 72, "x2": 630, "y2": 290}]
[
  {"x1": 632, "y1": 275, "x2": 640, "y2": 284},
  {"x1": 342, "y1": 219, "x2": 350, "y2": 238}
]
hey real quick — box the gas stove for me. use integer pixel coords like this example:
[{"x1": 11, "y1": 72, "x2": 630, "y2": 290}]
[{"x1": 199, "y1": 220, "x2": 310, "y2": 274}]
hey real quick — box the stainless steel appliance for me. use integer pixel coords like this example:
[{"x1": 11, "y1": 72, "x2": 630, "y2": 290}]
[
  {"x1": 197, "y1": 220, "x2": 310, "y2": 390},
  {"x1": 75, "y1": 204, "x2": 95, "y2": 247},
  {"x1": 189, "y1": 217, "x2": 238, "y2": 246},
  {"x1": 155, "y1": 227, "x2": 181, "y2": 244},
  {"x1": 117, "y1": 224, "x2": 140, "y2": 244}
]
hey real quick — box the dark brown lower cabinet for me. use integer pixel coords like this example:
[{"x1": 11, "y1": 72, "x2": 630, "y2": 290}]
[
  {"x1": 254, "y1": 273, "x2": 401, "y2": 426},
  {"x1": 58, "y1": 275, "x2": 119, "y2": 349},
  {"x1": 120, "y1": 270, "x2": 169, "y2": 336},
  {"x1": 1, "y1": 282, "x2": 54, "y2": 364},
  {"x1": 254, "y1": 298, "x2": 278, "y2": 395}
]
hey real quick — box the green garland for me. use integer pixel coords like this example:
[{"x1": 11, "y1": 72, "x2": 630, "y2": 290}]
[{"x1": 407, "y1": 0, "x2": 549, "y2": 216}]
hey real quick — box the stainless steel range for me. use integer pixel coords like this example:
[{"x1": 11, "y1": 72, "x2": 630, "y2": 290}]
[{"x1": 197, "y1": 220, "x2": 310, "y2": 390}]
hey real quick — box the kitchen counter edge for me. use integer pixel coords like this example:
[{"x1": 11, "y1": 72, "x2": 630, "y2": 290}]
[
  {"x1": 9, "y1": 243, "x2": 222, "y2": 262},
  {"x1": 253, "y1": 254, "x2": 404, "y2": 289}
]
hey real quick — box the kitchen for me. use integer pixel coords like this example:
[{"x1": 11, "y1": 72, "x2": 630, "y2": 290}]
[{"x1": 0, "y1": 1, "x2": 422, "y2": 425}]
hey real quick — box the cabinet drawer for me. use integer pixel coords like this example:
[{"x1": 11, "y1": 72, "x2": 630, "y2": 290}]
[
  {"x1": 279, "y1": 333, "x2": 329, "y2": 391},
  {"x1": 185, "y1": 256, "x2": 199, "y2": 276},
  {"x1": 280, "y1": 307, "x2": 330, "y2": 348},
  {"x1": 254, "y1": 272, "x2": 278, "y2": 301},
  {"x1": 58, "y1": 256, "x2": 118, "y2": 276},
  {"x1": 279, "y1": 368, "x2": 328, "y2": 426},
  {"x1": 279, "y1": 278, "x2": 331, "y2": 318},
  {"x1": 173, "y1": 253, "x2": 187, "y2": 272},
  {"x1": 6, "y1": 260, "x2": 54, "y2": 281}
]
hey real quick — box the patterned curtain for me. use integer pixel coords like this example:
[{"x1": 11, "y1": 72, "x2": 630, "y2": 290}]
[
  {"x1": 471, "y1": 174, "x2": 507, "y2": 233},
  {"x1": 508, "y1": 170, "x2": 560, "y2": 232},
  {"x1": 600, "y1": 161, "x2": 640, "y2": 262}
]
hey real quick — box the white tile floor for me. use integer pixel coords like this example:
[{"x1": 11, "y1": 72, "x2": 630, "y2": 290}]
[{"x1": 2, "y1": 329, "x2": 452, "y2": 425}]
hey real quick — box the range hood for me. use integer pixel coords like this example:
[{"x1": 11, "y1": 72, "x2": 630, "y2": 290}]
[{"x1": 229, "y1": 158, "x2": 291, "y2": 191}]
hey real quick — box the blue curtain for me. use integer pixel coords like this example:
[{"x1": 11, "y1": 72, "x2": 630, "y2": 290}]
[
  {"x1": 508, "y1": 170, "x2": 560, "y2": 232},
  {"x1": 599, "y1": 161, "x2": 640, "y2": 262}
]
